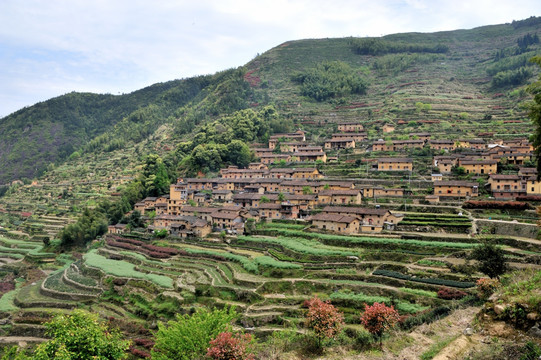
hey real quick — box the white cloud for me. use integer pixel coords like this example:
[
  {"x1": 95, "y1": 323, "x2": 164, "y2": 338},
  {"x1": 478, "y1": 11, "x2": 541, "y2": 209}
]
[{"x1": 0, "y1": 0, "x2": 540, "y2": 117}]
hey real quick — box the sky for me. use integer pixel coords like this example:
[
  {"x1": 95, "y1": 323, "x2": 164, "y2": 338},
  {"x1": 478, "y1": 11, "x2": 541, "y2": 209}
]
[{"x1": 0, "y1": 1, "x2": 540, "y2": 118}]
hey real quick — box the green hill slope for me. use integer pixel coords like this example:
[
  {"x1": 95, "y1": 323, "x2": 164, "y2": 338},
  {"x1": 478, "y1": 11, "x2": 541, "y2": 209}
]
[{"x1": 1, "y1": 17, "x2": 540, "y2": 185}]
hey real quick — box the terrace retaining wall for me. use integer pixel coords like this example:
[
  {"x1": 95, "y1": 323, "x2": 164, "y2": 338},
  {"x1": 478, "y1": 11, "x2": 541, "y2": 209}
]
[{"x1": 476, "y1": 219, "x2": 539, "y2": 239}]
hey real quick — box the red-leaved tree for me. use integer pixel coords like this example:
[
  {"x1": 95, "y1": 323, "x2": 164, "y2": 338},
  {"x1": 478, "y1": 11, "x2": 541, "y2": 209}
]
[
  {"x1": 206, "y1": 331, "x2": 254, "y2": 360},
  {"x1": 305, "y1": 296, "x2": 344, "y2": 347},
  {"x1": 360, "y1": 302, "x2": 400, "y2": 347}
]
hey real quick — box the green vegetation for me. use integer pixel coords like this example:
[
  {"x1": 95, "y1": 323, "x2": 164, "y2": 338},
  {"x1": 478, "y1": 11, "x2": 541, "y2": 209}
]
[
  {"x1": 237, "y1": 234, "x2": 357, "y2": 257},
  {"x1": 470, "y1": 242, "x2": 508, "y2": 279},
  {"x1": 258, "y1": 228, "x2": 478, "y2": 249},
  {"x1": 373, "y1": 53, "x2": 443, "y2": 75},
  {"x1": 529, "y1": 56, "x2": 541, "y2": 172},
  {"x1": 177, "y1": 106, "x2": 288, "y2": 174},
  {"x1": 399, "y1": 287, "x2": 438, "y2": 298},
  {"x1": 350, "y1": 38, "x2": 449, "y2": 55},
  {"x1": 373, "y1": 269, "x2": 475, "y2": 288},
  {"x1": 330, "y1": 291, "x2": 429, "y2": 314},
  {"x1": 254, "y1": 256, "x2": 302, "y2": 269},
  {"x1": 152, "y1": 307, "x2": 237, "y2": 360},
  {"x1": 29, "y1": 310, "x2": 130, "y2": 360},
  {"x1": 419, "y1": 334, "x2": 459, "y2": 360},
  {"x1": 182, "y1": 247, "x2": 259, "y2": 273},
  {"x1": 492, "y1": 67, "x2": 533, "y2": 88},
  {"x1": 83, "y1": 249, "x2": 173, "y2": 288},
  {"x1": 0, "y1": 17, "x2": 540, "y2": 359},
  {"x1": 292, "y1": 61, "x2": 368, "y2": 101}
]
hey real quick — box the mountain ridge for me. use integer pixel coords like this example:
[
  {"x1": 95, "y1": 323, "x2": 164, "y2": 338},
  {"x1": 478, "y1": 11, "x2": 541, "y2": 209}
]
[{"x1": 1, "y1": 16, "x2": 540, "y2": 184}]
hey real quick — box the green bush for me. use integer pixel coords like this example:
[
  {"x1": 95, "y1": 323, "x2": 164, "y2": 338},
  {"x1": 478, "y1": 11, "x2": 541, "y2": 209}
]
[{"x1": 152, "y1": 307, "x2": 237, "y2": 360}]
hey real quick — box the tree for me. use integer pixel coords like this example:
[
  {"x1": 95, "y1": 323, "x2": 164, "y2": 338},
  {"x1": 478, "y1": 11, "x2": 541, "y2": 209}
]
[
  {"x1": 305, "y1": 296, "x2": 344, "y2": 348},
  {"x1": 226, "y1": 140, "x2": 253, "y2": 168},
  {"x1": 206, "y1": 332, "x2": 254, "y2": 360},
  {"x1": 59, "y1": 208, "x2": 108, "y2": 247},
  {"x1": 302, "y1": 186, "x2": 313, "y2": 195},
  {"x1": 360, "y1": 302, "x2": 400, "y2": 347},
  {"x1": 32, "y1": 310, "x2": 130, "y2": 360},
  {"x1": 528, "y1": 56, "x2": 541, "y2": 175},
  {"x1": 152, "y1": 307, "x2": 237, "y2": 360},
  {"x1": 126, "y1": 209, "x2": 144, "y2": 228},
  {"x1": 142, "y1": 154, "x2": 170, "y2": 196},
  {"x1": 277, "y1": 192, "x2": 286, "y2": 202},
  {"x1": 470, "y1": 242, "x2": 508, "y2": 279}
]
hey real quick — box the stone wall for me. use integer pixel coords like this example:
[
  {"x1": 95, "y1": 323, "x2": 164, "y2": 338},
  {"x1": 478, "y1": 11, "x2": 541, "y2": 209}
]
[{"x1": 477, "y1": 219, "x2": 539, "y2": 239}]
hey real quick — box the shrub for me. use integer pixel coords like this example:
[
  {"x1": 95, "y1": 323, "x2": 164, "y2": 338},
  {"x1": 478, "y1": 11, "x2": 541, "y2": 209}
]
[
  {"x1": 470, "y1": 242, "x2": 508, "y2": 279},
  {"x1": 476, "y1": 278, "x2": 500, "y2": 300},
  {"x1": 206, "y1": 332, "x2": 254, "y2": 360},
  {"x1": 360, "y1": 302, "x2": 400, "y2": 347},
  {"x1": 152, "y1": 307, "x2": 237, "y2": 360},
  {"x1": 463, "y1": 200, "x2": 531, "y2": 210},
  {"x1": 32, "y1": 310, "x2": 130, "y2": 360},
  {"x1": 399, "y1": 306, "x2": 451, "y2": 330},
  {"x1": 437, "y1": 287, "x2": 467, "y2": 300},
  {"x1": 305, "y1": 296, "x2": 344, "y2": 348}
]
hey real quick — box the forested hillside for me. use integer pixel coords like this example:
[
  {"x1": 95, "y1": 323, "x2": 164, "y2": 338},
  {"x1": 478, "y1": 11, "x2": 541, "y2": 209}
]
[
  {"x1": 0, "y1": 69, "x2": 256, "y2": 184},
  {"x1": 1, "y1": 17, "x2": 540, "y2": 186},
  {"x1": 0, "y1": 16, "x2": 541, "y2": 360}
]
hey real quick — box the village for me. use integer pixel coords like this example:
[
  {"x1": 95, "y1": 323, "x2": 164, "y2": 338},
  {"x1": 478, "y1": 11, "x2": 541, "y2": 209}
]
[{"x1": 110, "y1": 121, "x2": 539, "y2": 240}]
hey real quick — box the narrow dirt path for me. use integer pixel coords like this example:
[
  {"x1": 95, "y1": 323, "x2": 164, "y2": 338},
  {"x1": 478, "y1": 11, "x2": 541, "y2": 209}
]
[{"x1": 333, "y1": 306, "x2": 482, "y2": 360}]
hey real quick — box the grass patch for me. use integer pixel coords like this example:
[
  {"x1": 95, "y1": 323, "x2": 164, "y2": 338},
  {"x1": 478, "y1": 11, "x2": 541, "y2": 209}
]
[
  {"x1": 330, "y1": 291, "x2": 429, "y2": 314},
  {"x1": 237, "y1": 235, "x2": 357, "y2": 257},
  {"x1": 257, "y1": 228, "x2": 477, "y2": 249},
  {"x1": 399, "y1": 287, "x2": 438, "y2": 298},
  {"x1": 83, "y1": 249, "x2": 173, "y2": 288},
  {"x1": 420, "y1": 334, "x2": 460, "y2": 360}
]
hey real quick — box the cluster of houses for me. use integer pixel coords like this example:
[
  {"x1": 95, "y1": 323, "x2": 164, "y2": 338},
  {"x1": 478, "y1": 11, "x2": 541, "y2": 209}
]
[
  {"x1": 107, "y1": 120, "x2": 539, "y2": 237},
  {"x1": 108, "y1": 161, "x2": 405, "y2": 237}
]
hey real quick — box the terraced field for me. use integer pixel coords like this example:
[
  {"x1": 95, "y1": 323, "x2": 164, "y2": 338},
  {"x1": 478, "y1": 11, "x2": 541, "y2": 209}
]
[{"x1": 3, "y1": 221, "x2": 538, "y2": 343}]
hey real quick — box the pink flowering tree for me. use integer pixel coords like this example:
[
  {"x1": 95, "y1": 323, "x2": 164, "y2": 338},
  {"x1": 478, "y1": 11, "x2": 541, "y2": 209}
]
[
  {"x1": 206, "y1": 331, "x2": 254, "y2": 360},
  {"x1": 360, "y1": 302, "x2": 400, "y2": 347},
  {"x1": 305, "y1": 296, "x2": 344, "y2": 348}
]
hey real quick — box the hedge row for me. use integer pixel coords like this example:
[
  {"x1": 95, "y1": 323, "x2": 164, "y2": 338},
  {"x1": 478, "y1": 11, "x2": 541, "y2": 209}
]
[
  {"x1": 463, "y1": 200, "x2": 532, "y2": 210},
  {"x1": 398, "y1": 221, "x2": 470, "y2": 227},
  {"x1": 257, "y1": 228, "x2": 477, "y2": 249},
  {"x1": 329, "y1": 291, "x2": 429, "y2": 314},
  {"x1": 373, "y1": 269, "x2": 475, "y2": 288}
]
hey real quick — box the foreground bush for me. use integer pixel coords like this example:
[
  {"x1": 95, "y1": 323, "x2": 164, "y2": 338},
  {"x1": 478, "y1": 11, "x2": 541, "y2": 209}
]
[
  {"x1": 206, "y1": 332, "x2": 254, "y2": 360},
  {"x1": 33, "y1": 310, "x2": 130, "y2": 360},
  {"x1": 360, "y1": 302, "x2": 400, "y2": 347},
  {"x1": 152, "y1": 307, "x2": 237, "y2": 360},
  {"x1": 476, "y1": 278, "x2": 500, "y2": 300},
  {"x1": 305, "y1": 296, "x2": 344, "y2": 348}
]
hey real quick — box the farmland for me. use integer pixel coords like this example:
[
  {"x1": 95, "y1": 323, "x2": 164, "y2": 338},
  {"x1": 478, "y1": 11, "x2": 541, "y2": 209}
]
[{"x1": 0, "y1": 17, "x2": 540, "y2": 359}]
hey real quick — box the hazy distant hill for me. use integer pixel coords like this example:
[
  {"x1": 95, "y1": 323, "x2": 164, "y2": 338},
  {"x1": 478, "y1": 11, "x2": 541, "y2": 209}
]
[{"x1": 1, "y1": 16, "x2": 540, "y2": 184}]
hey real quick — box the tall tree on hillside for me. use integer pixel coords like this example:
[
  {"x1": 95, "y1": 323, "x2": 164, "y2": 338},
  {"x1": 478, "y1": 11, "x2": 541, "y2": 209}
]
[
  {"x1": 142, "y1": 154, "x2": 170, "y2": 196},
  {"x1": 528, "y1": 56, "x2": 541, "y2": 175}
]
